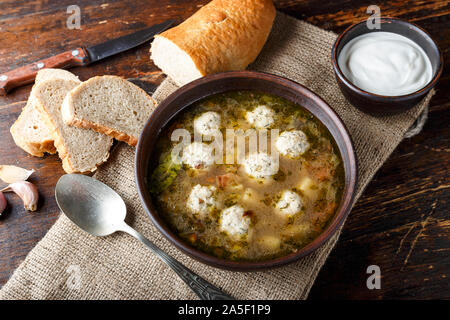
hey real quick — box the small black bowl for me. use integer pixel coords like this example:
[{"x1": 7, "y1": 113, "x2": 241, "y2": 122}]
[{"x1": 332, "y1": 17, "x2": 443, "y2": 115}]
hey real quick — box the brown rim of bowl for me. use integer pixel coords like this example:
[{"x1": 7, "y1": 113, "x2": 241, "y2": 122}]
[
  {"x1": 332, "y1": 17, "x2": 443, "y2": 100},
  {"x1": 135, "y1": 71, "x2": 358, "y2": 271}
]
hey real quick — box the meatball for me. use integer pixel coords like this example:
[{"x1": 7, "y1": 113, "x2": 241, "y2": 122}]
[
  {"x1": 181, "y1": 142, "x2": 214, "y2": 169},
  {"x1": 187, "y1": 184, "x2": 218, "y2": 217},
  {"x1": 246, "y1": 105, "x2": 275, "y2": 129},
  {"x1": 276, "y1": 190, "x2": 303, "y2": 216},
  {"x1": 194, "y1": 111, "x2": 221, "y2": 136},
  {"x1": 243, "y1": 152, "x2": 278, "y2": 179},
  {"x1": 220, "y1": 205, "x2": 250, "y2": 237},
  {"x1": 275, "y1": 130, "x2": 310, "y2": 158}
]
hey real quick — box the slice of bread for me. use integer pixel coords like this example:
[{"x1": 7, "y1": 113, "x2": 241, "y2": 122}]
[
  {"x1": 35, "y1": 68, "x2": 80, "y2": 83},
  {"x1": 10, "y1": 68, "x2": 80, "y2": 157},
  {"x1": 150, "y1": 0, "x2": 276, "y2": 86},
  {"x1": 10, "y1": 100, "x2": 57, "y2": 157},
  {"x1": 61, "y1": 75, "x2": 156, "y2": 146},
  {"x1": 32, "y1": 79, "x2": 113, "y2": 173}
]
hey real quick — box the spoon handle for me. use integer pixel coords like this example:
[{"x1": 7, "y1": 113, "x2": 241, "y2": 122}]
[{"x1": 118, "y1": 223, "x2": 234, "y2": 300}]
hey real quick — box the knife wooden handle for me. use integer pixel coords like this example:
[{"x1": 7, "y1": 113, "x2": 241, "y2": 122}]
[{"x1": 0, "y1": 47, "x2": 90, "y2": 95}]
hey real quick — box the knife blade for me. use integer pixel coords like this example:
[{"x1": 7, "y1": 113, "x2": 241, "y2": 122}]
[
  {"x1": 0, "y1": 20, "x2": 174, "y2": 95},
  {"x1": 86, "y1": 20, "x2": 174, "y2": 63}
]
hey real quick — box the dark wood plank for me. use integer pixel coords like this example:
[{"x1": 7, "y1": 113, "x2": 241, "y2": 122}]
[
  {"x1": 310, "y1": 102, "x2": 450, "y2": 300},
  {"x1": 0, "y1": 0, "x2": 448, "y2": 299}
]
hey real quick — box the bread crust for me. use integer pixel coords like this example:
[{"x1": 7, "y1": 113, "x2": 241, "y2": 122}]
[
  {"x1": 66, "y1": 116, "x2": 139, "y2": 146},
  {"x1": 61, "y1": 148, "x2": 111, "y2": 174},
  {"x1": 152, "y1": 0, "x2": 275, "y2": 76},
  {"x1": 9, "y1": 74, "x2": 73, "y2": 157},
  {"x1": 10, "y1": 101, "x2": 57, "y2": 157},
  {"x1": 62, "y1": 75, "x2": 157, "y2": 147},
  {"x1": 33, "y1": 80, "x2": 112, "y2": 174},
  {"x1": 10, "y1": 69, "x2": 83, "y2": 157}
]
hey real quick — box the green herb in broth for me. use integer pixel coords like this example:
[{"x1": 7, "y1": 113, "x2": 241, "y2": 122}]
[
  {"x1": 149, "y1": 91, "x2": 345, "y2": 261},
  {"x1": 149, "y1": 152, "x2": 181, "y2": 194}
]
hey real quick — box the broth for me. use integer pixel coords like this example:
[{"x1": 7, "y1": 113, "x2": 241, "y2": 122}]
[{"x1": 149, "y1": 91, "x2": 344, "y2": 261}]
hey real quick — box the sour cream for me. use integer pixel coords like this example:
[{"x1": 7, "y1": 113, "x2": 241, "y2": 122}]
[{"x1": 338, "y1": 32, "x2": 432, "y2": 96}]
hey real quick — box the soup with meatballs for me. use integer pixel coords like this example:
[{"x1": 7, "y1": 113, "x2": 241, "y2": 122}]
[{"x1": 149, "y1": 91, "x2": 344, "y2": 261}]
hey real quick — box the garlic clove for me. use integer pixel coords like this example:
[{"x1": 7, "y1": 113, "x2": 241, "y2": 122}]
[
  {"x1": 1, "y1": 181, "x2": 38, "y2": 212},
  {"x1": 0, "y1": 192, "x2": 6, "y2": 216},
  {"x1": 0, "y1": 165, "x2": 35, "y2": 184}
]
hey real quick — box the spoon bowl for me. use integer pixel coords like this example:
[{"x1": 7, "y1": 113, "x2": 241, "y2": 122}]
[{"x1": 55, "y1": 174, "x2": 126, "y2": 237}]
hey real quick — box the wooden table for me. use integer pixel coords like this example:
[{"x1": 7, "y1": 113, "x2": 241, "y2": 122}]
[{"x1": 0, "y1": 0, "x2": 448, "y2": 299}]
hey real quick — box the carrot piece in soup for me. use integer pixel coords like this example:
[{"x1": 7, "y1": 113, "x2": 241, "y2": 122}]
[
  {"x1": 312, "y1": 201, "x2": 337, "y2": 231},
  {"x1": 206, "y1": 176, "x2": 215, "y2": 184},
  {"x1": 316, "y1": 166, "x2": 332, "y2": 181},
  {"x1": 187, "y1": 233, "x2": 198, "y2": 243},
  {"x1": 306, "y1": 161, "x2": 332, "y2": 182},
  {"x1": 216, "y1": 174, "x2": 233, "y2": 188}
]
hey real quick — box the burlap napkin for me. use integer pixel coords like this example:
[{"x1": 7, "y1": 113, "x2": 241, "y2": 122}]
[{"x1": 0, "y1": 12, "x2": 434, "y2": 300}]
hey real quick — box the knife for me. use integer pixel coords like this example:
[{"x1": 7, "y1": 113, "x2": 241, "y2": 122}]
[{"x1": 0, "y1": 20, "x2": 174, "y2": 95}]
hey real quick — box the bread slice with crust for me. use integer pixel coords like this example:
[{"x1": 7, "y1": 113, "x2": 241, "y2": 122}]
[
  {"x1": 10, "y1": 68, "x2": 80, "y2": 157},
  {"x1": 150, "y1": 0, "x2": 276, "y2": 86},
  {"x1": 61, "y1": 75, "x2": 156, "y2": 146},
  {"x1": 10, "y1": 100, "x2": 57, "y2": 157},
  {"x1": 32, "y1": 79, "x2": 113, "y2": 173},
  {"x1": 35, "y1": 68, "x2": 80, "y2": 83}
]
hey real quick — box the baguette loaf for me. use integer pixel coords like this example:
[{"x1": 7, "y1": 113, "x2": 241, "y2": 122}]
[
  {"x1": 61, "y1": 75, "x2": 156, "y2": 146},
  {"x1": 150, "y1": 0, "x2": 275, "y2": 86},
  {"x1": 10, "y1": 69, "x2": 80, "y2": 157},
  {"x1": 32, "y1": 79, "x2": 113, "y2": 173}
]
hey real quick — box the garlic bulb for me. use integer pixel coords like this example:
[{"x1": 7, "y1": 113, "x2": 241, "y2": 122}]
[{"x1": 1, "y1": 181, "x2": 38, "y2": 211}]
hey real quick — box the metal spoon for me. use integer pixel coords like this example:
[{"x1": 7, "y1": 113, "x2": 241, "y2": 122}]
[{"x1": 55, "y1": 174, "x2": 233, "y2": 300}]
